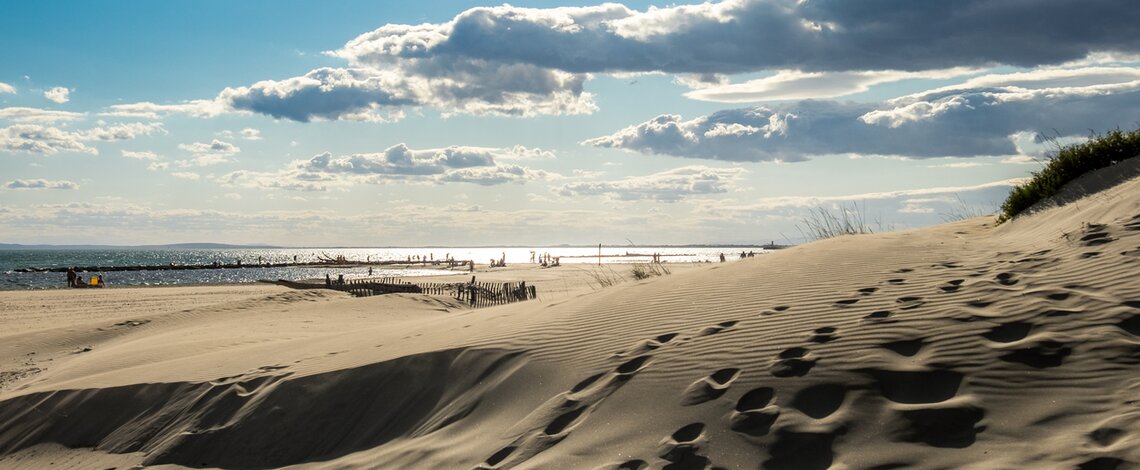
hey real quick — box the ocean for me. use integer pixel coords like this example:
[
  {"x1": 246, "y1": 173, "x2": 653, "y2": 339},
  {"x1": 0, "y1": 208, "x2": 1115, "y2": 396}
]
[{"x1": 0, "y1": 246, "x2": 766, "y2": 290}]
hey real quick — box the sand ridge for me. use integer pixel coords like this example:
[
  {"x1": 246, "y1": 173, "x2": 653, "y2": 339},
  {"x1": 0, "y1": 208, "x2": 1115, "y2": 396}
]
[{"x1": 1, "y1": 170, "x2": 1140, "y2": 468}]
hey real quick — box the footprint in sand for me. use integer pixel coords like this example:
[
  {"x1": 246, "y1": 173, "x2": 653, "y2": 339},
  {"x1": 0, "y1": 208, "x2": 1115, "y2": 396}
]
[
  {"x1": 770, "y1": 347, "x2": 817, "y2": 377},
  {"x1": 729, "y1": 387, "x2": 779, "y2": 437},
  {"x1": 895, "y1": 268, "x2": 915, "y2": 273},
  {"x1": 832, "y1": 298, "x2": 860, "y2": 307},
  {"x1": 863, "y1": 310, "x2": 894, "y2": 323},
  {"x1": 870, "y1": 369, "x2": 963, "y2": 404},
  {"x1": 616, "y1": 459, "x2": 648, "y2": 470},
  {"x1": 887, "y1": 278, "x2": 906, "y2": 285},
  {"x1": 1118, "y1": 314, "x2": 1140, "y2": 336},
  {"x1": 881, "y1": 338, "x2": 926, "y2": 357},
  {"x1": 1080, "y1": 232, "x2": 1116, "y2": 247},
  {"x1": 697, "y1": 320, "x2": 739, "y2": 337},
  {"x1": 791, "y1": 384, "x2": 847, "y2": 419},
  {"x1": 1125, "y1": 214, "x2": 1140, "y2": 231},
  {"x1": 616, "y1": 355, "x2": 653, "y2": 377},
  {"x1": 765, "y1": 430, "x2": 837, "y2": 470},
  {"x1": 891, "y1": 404, "x2": 986, "y2": 448},
  {"x1": 761, "y1": 305, "x2": 790, "y2": 316},
  {"x1": 1078, "y1": 457, "x2": 1126, "y2": 470},
  {"x1": 680, "y1": 368, "x2": 742, "y2": 406},
  {"x1": 809, "y1": 327, "x2": 838, "y2": 344},
  {"x1": 896, "y1": 296, "x2": 926, "y2": 310},
  {"x1": 868, "y1": 368, "x2": 983, "y2": 448},
  {"x1": 966, "y1": 300, "x2": 995, "y2": 308},
  {"x1": 982, "y1": 322, "x2": 1033, "y2": 343},
  {"x1": 656, "y1": 423, "x2": 711, "y2": 469},
  {"x1": 622, "y1": 332, "x2": 681, "y2": 356},
  {"x1": 939, "y1": 279, "x2": 965, "y2": 293},
  {"x1": 998, "y1": 339, "x2": 1072, "y2": 368},
  {"x1": 995, "y1": 272, "x2": 1018, "y2": 286},
  {"x1": 857, "y1": 287, "x2": 878, "y2": 295},
  {"x1": 1088, "y1": 427, "x2": 1125, "y2": 448}
]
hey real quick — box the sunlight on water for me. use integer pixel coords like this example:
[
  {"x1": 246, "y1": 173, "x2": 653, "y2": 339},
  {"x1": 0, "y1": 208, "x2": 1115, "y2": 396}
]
[{"x1": 0, "y1": 246, "x2": 767, "y2": 290}]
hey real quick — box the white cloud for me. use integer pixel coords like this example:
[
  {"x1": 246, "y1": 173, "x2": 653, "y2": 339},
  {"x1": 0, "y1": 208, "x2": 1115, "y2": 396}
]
[
  {"x1": 176, "y1": 139, "x2": 240, "y2": 166},
  {"x1": 0, "y1": 124, "x2": 97, "y2": 155},
  {"x1": 4, "y1": 179, "x2": 79, "y2": 190},
  {"x1": 685, "y1": 68, "x2": 977, "y2": 103},
  {"x1": 147, "y1": 162, "x2": 170, "y2": 171},
  {"x1": 82, "y1": 122, "x2": 165, "y2": 141},
  {"x1": 102, "y1": 99, "x2": 228, "y2": 119},
  {"x1": 928, "y1": 162, "x2": 988, "y2": 169},
  {"x1": 0, "y1": 82, "x2": 15, "y2": 94},
  {"x1": 588, "y1": 72, "x2": 1140, "y2": 161},
  {"x1": 556, "y1": 165, "x2": 747, "y2": 202},
  {"x1": 171, "y1": 172, "x2": 201, "y2": 180},
  {"x1": 43, "y1": 87, "x2": 71, "y2": 104},
  {"x1": 0, "y1": 107, "x2": 85, "y2": 123},
  {"x1": 240, "y1": 128, "x2": 262, "y2": 140},
  {"x1": 121, "y1": 150, "x2": 160, "y2": 161},
  {"x1": 217, "y1": 143, "x2": 555, "y2": 191}
]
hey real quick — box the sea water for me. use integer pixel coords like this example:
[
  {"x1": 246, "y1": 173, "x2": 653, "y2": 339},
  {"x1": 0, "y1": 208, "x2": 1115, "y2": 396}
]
[{"x1": 0, "y1": 246, "x2": 765, "y2": 290}]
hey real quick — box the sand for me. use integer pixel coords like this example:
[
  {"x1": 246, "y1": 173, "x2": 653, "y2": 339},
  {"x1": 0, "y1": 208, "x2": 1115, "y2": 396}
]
[{"x1": 1, "y1": 166, "x2": 1139, "y2": 469}]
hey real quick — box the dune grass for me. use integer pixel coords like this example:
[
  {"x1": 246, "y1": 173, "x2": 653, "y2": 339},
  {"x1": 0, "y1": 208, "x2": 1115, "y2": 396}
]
[
  {"x1": 1000, "y1": 127, "x2": 1140, "y2": 222},
  {"x1": 797, "y1": 202, "x2": 879, "y2": 241}
]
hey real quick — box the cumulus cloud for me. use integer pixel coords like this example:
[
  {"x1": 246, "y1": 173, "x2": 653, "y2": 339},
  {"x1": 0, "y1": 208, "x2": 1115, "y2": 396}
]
[
  {"x1": 43, "y1": 87, "x2": 71, "y2": 104},
  {"x1": 0, "y1": 107, "x2": 85, "y2": 123},
  {"x1": 217, "y1": 144, "x2": 555, "y2": 191},
  {"x1": 556, "y1": 166, "x2": 746, "y2": 202},
  {"x1": 587, "y1": 68, "x2": 1140, "y2": 161},
  {"x1": 102, "y1": 99, "x2": 228, "y2": 119},
  {"x1": 0, "y1": 122, "x2": 164, "y2": 156},
  {"x1": 0, "y1": 82, "x2": 15, "y2": 94},
  {"x1": 240, "y1": 128, "x2": 262, "y2": 140},
  {"x1": 337, "y1": 1, "x2": 1139, "y2": 75},
  {"x1": 1, "y1": 125, "x2": 96, "y2": 155},
  {"x1": 95, "y1": 1, "x2": 1137, "y2": 122},
  {"x1": 122, "y1": 150, "x2": 160, "y2": 161},
  {"x1": 82, "y1": 122, "x2": 166, "y2": 141},
  {"x1": 176, "y1": 139, "x2": 240, "y2": 167},
  {"x1": 4, "y1": 179, "x2": 79, "y2": 190}
]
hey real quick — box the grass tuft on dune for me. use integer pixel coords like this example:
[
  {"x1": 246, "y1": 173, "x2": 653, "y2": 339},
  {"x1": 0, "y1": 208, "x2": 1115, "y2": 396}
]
[{"x1": 1001, "y1": 127, "x2": 1140, "y2": 222}]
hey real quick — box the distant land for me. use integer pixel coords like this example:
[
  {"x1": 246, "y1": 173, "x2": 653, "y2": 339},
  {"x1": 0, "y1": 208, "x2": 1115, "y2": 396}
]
[
  {"x1": 0, "y1": 243, "x2": 280, "y2": 250},
  {"x1": 0, "y1": 243, "x2": 785, "y2": 250}
]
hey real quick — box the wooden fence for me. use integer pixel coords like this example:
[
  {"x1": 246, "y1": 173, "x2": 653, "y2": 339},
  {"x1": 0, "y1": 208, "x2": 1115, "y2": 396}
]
[{"x1": 322, "y1": 276, "x2": 537, "y2": 308}]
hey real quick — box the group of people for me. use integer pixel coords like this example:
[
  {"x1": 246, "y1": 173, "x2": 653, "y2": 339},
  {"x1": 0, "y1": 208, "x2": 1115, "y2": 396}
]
[{"x1": 66, "y1": 267, "x2": 105, "y2": 288}]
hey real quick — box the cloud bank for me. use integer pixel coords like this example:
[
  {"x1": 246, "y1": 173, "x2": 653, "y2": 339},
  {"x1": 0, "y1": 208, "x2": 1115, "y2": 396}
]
[
  {"x1": 556, "y1": 165, "x2": 746, "y2": 202},
  {"x1": 217, "y1": 144, "x2": 555, "y2": 191},
  {"x1": 586, "y1": 68, "x2": 1140, "y2": 161},
  {"x1": 0, "y1": 122, "x2": 164, "y2": 156},
  {"x1": 172, "y1": 0, "x2": 1137, "y2": 122},
  {"x1": 4, "y1": 179, "x2": 79, "y2": 190}
]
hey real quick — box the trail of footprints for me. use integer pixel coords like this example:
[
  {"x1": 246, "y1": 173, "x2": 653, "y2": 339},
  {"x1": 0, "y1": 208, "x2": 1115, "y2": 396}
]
[
  {"x1": 483, "y1": 214, "x2": 1140, "y2": 468},
  {"x1": 479, "y1": 317, "x2": 745, "y2": 469}
]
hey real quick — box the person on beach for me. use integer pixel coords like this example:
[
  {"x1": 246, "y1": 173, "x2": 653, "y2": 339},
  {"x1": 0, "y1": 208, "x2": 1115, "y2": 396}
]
[
  {"x1": 719, "y1": 253, "x2": 726, "y2": 262},
  {"x1": 66, "y1": 267, "x2": 76, "y2": 287},
  {"x1": 74, "y1": 275, "x2": 84, "y2": 287}
]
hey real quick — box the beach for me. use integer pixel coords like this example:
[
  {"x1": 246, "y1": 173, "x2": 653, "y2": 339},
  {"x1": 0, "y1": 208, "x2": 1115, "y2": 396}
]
[{"x1": 2, "y1": 167, "x2": 1140, "y2": 469}]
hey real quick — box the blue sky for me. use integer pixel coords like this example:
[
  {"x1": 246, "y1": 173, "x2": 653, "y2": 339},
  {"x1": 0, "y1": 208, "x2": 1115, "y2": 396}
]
[{"x1": 2, "y1": 0, "x2": 1138, "y2": 246}]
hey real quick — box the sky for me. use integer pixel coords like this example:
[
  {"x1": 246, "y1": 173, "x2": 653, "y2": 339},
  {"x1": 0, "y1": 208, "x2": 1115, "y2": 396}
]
[{"x1": 2, "y1": 0, "x2": 1139, "y2": 246}]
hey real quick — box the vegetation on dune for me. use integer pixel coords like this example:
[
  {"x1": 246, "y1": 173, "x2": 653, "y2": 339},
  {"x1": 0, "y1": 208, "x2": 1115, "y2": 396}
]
[{"x1": 1000, "y1": 127, "x2": 1140, "y2": 222}]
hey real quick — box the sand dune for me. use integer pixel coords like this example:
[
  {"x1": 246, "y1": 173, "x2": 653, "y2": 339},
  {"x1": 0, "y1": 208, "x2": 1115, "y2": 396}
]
[{"x1": 2, "y1": 166, "x2": 1140, "y2": 469}]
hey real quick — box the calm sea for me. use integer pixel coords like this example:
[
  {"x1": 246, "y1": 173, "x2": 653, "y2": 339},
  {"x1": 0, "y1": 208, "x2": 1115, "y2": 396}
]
[{"x1": 0, "y1": 246, "x2": 765, "y2": 290}]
